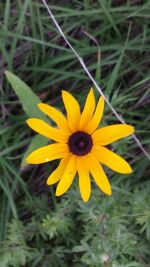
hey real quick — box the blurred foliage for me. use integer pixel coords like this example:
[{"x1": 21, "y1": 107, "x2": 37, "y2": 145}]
[
  {"x1": 1, "y1": 185, "x2": 150, "y2": 266},
  {"x1": 0, "y1": 0, "x2": 150, "y2": 266}
]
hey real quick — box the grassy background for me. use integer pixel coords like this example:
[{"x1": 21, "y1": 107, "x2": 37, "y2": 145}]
[{"x1": 0, "y1": 0, "x2": 150, "y2": 266}]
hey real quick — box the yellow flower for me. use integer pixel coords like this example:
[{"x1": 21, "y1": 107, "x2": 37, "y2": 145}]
[{"x1": 26, "y1": 88, "x2": 134, "y2": 202}]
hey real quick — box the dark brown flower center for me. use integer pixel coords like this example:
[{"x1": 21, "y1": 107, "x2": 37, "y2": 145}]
[{"x1": 68, "y1": 131, "x2": 93, "y2": 156}]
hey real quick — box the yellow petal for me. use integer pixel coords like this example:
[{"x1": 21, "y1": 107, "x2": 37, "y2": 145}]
[
  {"x1": 47, "y1": 153, "x2": 72, "y2": 185},
  {"x1": 92, "y1": 146, "x2": 133, "y2": 174},
  {"x1": 92, "y1": 124, "x2": 134, "y2": 145},
  {"x1": 37, "y1": 103, "x2": 71, "y2": 134},
  {"x1": 79, "y1": 88, "x2": 95, "y2": 130},
  {"x1": 26, "y1": 143, "x2": 68, "y2": 164},
  {"x1": 62, "y1": 90, "x2": 81, "y2": 131},
  {"x1": 87, "y1": 153, "x2": 112, "y2": 195},
  {"x1": 85, "y1": 96, "x2": 104, "y2": 134},
  {"x1": 26, "y1": 118, "x2": 68, "y2": 143},
  {"x1": 56, "y1": 155, "x2": 77, "y2": 196},
  {"x1": 77, "y1": 156, "x2": 91, "y2": 202}
]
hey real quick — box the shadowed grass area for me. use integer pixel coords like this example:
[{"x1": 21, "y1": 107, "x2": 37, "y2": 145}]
[{"x1": 0, "y1": 1, "x2": 150, "y2": 266}]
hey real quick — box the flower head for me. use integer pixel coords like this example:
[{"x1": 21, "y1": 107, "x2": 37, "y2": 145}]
[{"x1": 26, "y1": 89, "x2": 134, "y2": 202}]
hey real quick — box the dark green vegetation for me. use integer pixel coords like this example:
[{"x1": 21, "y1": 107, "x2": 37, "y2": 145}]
[{"x1": 0, "y1": 1, "x2": 150, "y2": 266}]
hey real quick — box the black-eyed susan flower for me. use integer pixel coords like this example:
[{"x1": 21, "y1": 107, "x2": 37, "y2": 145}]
[{"x1": 26, "y1": 89, "x2": 134, "y2": 202}]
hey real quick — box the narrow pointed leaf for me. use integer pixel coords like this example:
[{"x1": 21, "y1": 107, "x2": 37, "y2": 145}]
[{"x1": 5, "y1": 70, "x2": 46, "y2": 119}]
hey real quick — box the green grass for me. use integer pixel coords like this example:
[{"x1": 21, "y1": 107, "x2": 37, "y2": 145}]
[{"x1": 0, "y1": 1, "x2": 150, "y2": 266}]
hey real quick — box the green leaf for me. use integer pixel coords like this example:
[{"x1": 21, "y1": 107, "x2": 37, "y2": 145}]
[
  {"x1": 5, "y1": 70, "x2": 48, "y2": 167},
  {"x1": 5, "y1": 70, "x2": 45, "y2": 119},
  {"x1": 105, "y1": 24, "x2": 131, "y2": 95},
  {"x1": 21, "y1": 135, "x2": 48, "y2": 168}
]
